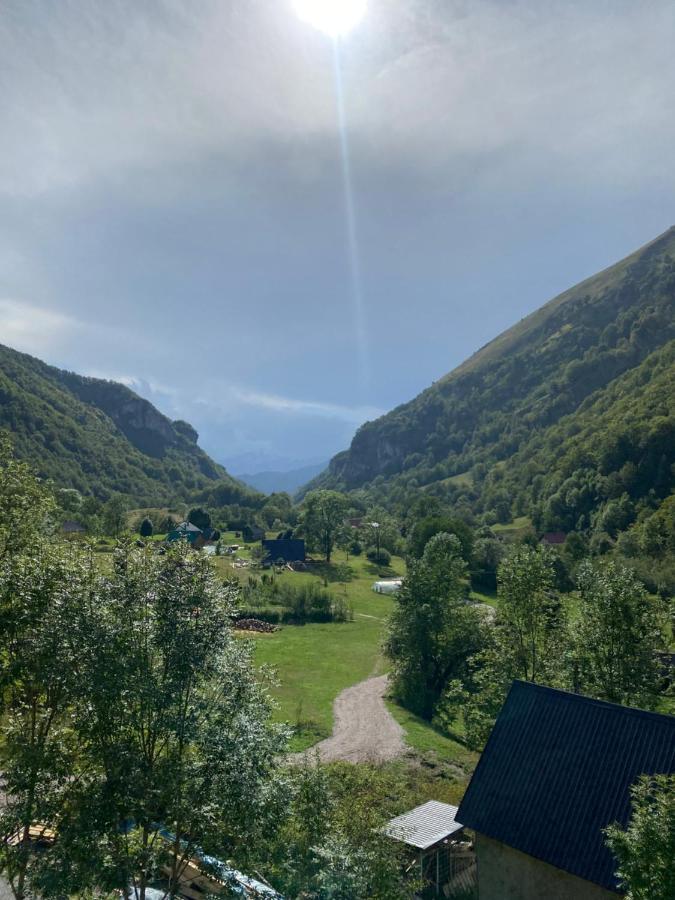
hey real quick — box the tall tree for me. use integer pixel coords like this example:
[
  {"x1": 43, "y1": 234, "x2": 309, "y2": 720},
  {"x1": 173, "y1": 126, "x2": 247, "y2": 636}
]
[
  {"x1": 605, "y1": 775, "x2": 675, "y2": 900},
  {"x1": 497, "y1": 544, "x2": 561, "y2": 683},
  {"x1": 447, "y1": 543, "x2": 566, "y2": 750},
  {"x1": 0, "y1": 542, "x2": 91, "y2": 900},
  {"x1": 385, "y1": 533, "x2": 485, "y2": 720},
  {"x1": 139, "y1": 516, "x2": 153, "y2": 537},
  {"x1": 572, "y1": 560, "x2": 662, "y2": 707},
  {"x1": 0, "y1": 434, "x2": 54, "y2": 560},
  {"x1": 407, "y1": 515, "x2": 474, "y2": 563},
  {"x1": 102, "y1": 494, "x2": 127, "y2": 538},
  {"x1": 43, "y1": 543, "x2": 287, "y2": 899},
  {"x1": 302, "y1": 491, "x2": 349, "y2": 563},
  {"x1": 187, "y1": 506, "x2": 211, "y2": 530}
]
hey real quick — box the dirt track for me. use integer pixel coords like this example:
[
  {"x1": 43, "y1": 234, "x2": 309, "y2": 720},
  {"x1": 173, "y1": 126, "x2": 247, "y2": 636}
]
[{"x1": 295, "y1": 675, "x2": 406, "y2": 764}]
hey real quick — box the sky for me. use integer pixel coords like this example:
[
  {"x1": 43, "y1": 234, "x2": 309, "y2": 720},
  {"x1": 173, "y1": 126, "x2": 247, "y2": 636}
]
[{"x1": 1, "y1": 0, "x2": 674, "y2": 474}]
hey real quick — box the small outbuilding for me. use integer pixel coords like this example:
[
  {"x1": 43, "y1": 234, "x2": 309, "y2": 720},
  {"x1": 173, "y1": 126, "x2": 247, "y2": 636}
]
[
  {"x1": 457, "y1": 680, "x2": 675, "y2": 900},
  {"x1": 262, "y1": 538, "x2": 305, "y2": 564},
  {"x1": 383, "y1": 800, "x2": 475, "y2": 897}
]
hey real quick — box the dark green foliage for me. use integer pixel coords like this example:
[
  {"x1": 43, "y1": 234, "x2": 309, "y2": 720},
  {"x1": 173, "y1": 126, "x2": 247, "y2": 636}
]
[
  {"x1": 239, "y1": 577, "x2": 350, "y2": 624},
  {"x1": 311, "y1": 229, "x2": 675, "y2": 566},
  {"x1": 0, "y1": 433, "x2": 55, "y2": 559},
  {"x1": 301, "y1": 490, "x2": 350, "y2": 563},
  {"x1": 139, "y1": 517, "x2": 153, "y2": 537},
  {"x1": 386, "y1": 533, "x2": 485, "y2": 720},
  {"x1": 407, "y1": 515, "x2": 474, "y2": 563},
  {"x1": 257, "y1": 763, "x2": 418, "y2": 900},
  {"x1": 366, "y1": 546, "x2": 391, "y2": 566},
  {"x1": 571, "y1": 561, "x2": 663, "y2": 708},
  {"x1": 187, "y1": 506, "x2": 211, "y2": 530},
  {"x1": 605, "y1": 775, "x2": 675, "y2": 900},
  {"x1": 0, "y1": 343, "x2": 259, "y2": 507}
]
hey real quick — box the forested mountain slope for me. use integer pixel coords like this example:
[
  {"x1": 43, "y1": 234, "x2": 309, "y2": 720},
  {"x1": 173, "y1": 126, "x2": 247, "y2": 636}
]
[
  {"x1": 0, "y1": 344, "x2": 257, "y2": 506},
  {"x1": 311, "y1": 227, "x2": 675, "y2": 536}
]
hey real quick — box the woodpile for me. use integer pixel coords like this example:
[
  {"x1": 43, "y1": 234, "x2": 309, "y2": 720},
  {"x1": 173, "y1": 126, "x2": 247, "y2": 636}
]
[{"x1": 235, "y1": 618, "x2": 278, "y2": 633}]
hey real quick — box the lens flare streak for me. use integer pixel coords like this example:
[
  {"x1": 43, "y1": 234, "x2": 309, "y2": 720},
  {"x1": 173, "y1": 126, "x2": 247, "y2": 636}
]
[{"x1": 332, "y1": 41, "x2": 370, "y2": 394}]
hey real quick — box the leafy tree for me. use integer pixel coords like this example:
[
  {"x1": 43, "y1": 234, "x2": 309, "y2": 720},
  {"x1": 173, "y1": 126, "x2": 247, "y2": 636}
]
[
  {"x1": 385, "y1": 533, "x2": 485, "y2": 720},
  {"x1": 407, "y1": 515, "x2": 474, "y2": 564},
  {"x1": 187, "y1": 506, "x2": 211, "y2": 530},
  {"x1": 571, "y1": 560, "x2": 662, "y2": 707},
  {"x1": 498, "y1": 544, "x2": 561, "y2": 683},
  {"x1": 470, "y1": 526, "x2": 504, "y2": 591},
  {"x1": 605, "y1": 775, "x2": 675, "y2": 900},
  {"x1": 38, "y1": 543, "x2": 287, "y2": 898},
  {"x1": 258, "y1": 763, "x2": 417, "y2": 900},
  {"x1": 302, "y1": 491, "x2": 350, "y2": 563},
  {"x1": 102, "y1": 494, "x2": 127, "y2": 538},
  {"x1": 445, "y1": 544, "x2": 566, "y2": 749},
  {"x1": 138, "y1": 516, "x2": 153, "y2": 537},
  {"x1": 362, "y1": 510, "x2": 400, "y2": 556},
  {"x1": 0, "y1": 434, "x2": 55, "y2": 560},
  {"x1": 366, "y1": 547, "x2": 391, "y2": 566},
  {"x1": 0, "y1": 542, "x2": 91, "y2": 899}
]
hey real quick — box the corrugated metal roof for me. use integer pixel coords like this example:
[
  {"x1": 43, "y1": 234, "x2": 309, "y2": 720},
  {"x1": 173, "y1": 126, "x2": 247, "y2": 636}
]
[
  {"x1": 383, "y1": 800, "x2": 464, "y2": 849},
  {"x1": 457, "y1": 681, "x2": 675, "y2": 893}
]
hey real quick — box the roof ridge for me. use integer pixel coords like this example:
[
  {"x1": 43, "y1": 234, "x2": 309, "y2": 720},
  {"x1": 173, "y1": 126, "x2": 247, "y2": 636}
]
[{"x1": 511, "y1": 680, "x2": 675, "y2": 724}]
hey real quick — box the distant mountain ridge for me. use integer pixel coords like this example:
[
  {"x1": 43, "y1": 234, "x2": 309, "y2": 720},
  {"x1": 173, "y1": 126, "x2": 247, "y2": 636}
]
[
  {"x1": 309, "y1": 227, "x2": 675, "y2": 535},
  {"x1": 237, "y1": 462, "x2": 327, "y2": 496},
  {"x1": 0, "y1": 344, "x2": 257, "y2": 506}
]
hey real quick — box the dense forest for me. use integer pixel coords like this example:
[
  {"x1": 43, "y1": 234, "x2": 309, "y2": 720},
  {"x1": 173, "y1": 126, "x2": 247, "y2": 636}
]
[
  {"x1": 310, "y1": 227, "x2": 675, "y2": 576},
  {"x1": 0, "y1": 344, "x2": 260, "y2": 508}
]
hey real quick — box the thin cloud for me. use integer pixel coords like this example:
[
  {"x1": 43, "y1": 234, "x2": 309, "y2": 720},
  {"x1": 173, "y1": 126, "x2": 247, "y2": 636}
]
[
  {"x1": 0, "y1": 298, "x2": 77, "y2": 356},
  {"x1": 231, "y1": 387, "x2": 383, "y2": 423}
]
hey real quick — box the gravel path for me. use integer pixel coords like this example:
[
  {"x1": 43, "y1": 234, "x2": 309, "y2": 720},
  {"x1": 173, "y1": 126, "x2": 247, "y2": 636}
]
[{"x1": 295, "y1": 675, "x2": 406, "y2": 764}]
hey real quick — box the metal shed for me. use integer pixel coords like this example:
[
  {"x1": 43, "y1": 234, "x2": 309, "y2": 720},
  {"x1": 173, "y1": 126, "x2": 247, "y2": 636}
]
[{"x1": 383, "y1": 800, "x2": 475, "y2": 897}]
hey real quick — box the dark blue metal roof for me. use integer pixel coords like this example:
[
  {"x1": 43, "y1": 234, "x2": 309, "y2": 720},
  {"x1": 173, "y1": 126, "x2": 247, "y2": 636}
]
[
  {"x1": 457, "y1": 681, "x2": 675, "y2": 892},
  {"x1": 262, "y1": 538, "x2": 305, "y2": 562}
]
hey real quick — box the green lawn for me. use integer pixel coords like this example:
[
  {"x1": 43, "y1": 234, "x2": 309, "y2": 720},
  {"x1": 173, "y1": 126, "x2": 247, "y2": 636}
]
[
  {"x1": 492, "y1": 516, "x2": 533, "y2": 539},
  {"x1": 236, "y1": 551, "x2": 400, "y2": 750},
  {"x1": 223, "y1": 551, "x2": 481, "y2": 774}
]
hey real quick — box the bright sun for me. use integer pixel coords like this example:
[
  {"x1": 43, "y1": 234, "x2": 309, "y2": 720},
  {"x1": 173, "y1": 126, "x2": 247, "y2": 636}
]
[{"x1": 292, "y1": 0, "x2": 367, "y2": 37}]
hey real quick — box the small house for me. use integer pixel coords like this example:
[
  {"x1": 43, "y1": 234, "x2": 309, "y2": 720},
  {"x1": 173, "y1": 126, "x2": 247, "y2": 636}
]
[
  {"x1": 457, "y1": 680, "x2": 675, "y2": 900},
  {"x1": 261, "y1": 538, "x2": 305, "y2": 564},
  {"x1": 167, "y1": 521, "x2": 220, "y2": 550},
  {"x1": 383, "y1": 800, "x2": 475, "y2": 896}
]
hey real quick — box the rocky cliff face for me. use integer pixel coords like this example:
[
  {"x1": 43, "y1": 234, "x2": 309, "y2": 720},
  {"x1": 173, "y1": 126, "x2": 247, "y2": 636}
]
[{"x1": 0, "y1": 343, "x2": 245, "y2": 502}]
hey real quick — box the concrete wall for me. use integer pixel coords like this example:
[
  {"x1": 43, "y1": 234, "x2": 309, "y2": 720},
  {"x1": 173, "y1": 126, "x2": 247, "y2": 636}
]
[{"x1": 475, "y1": 834, "x2": 620, "y2": 900}]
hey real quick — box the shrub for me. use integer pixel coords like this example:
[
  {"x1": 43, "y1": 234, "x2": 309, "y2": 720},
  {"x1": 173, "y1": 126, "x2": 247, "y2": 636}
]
[
  {"x1": 349, "y1": 540, "x2": 363, "y2": 556},
  {"x1": 366, "y1": 547, "x2": 391, "y2": 566}
]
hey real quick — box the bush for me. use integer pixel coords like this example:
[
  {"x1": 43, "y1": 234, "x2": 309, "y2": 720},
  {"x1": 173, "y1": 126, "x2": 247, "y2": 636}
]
[
  {"x1": 349, "y1": 540, "x2": 363, "y2": 556},
  {"x1": 366, "y1": 547, "x2": 391, "y2": 566},
  {"x1": 239, "y1": 579, "x2": 349, "y2": 624}
]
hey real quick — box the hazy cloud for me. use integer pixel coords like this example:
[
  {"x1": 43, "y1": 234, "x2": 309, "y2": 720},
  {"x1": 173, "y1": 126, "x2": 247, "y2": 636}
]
[{"x1": 1, "y1": 1, "x2": 674, "y2": 470}]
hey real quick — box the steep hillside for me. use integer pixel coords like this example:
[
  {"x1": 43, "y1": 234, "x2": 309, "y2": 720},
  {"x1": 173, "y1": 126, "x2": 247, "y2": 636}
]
[
  {"x1": 312, "y1": 227, "x2": 675, "y2": 534},
  {"x1": 0, "y1": 344, "x2": 258, "y2": 506}
]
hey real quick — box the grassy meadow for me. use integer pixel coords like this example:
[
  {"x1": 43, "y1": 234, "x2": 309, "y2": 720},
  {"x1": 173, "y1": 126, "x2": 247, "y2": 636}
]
[{"x1": 213, "y1": 549, "x2": 403, "y2": 751}]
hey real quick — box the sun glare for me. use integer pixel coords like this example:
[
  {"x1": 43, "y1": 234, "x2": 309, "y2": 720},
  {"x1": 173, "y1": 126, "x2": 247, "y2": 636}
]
[{"x1": 292, "y1": 0, "x2": 367, "y2": 37}]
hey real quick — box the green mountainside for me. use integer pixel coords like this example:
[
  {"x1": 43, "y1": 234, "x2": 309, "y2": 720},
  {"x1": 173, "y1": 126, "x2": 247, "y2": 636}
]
[
  {"x1": 311, "y1": 227, "x2": 675, "y2": 538},
  {"x1": 0, "y1": 344, "x2": 258, "y2": 506}
]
